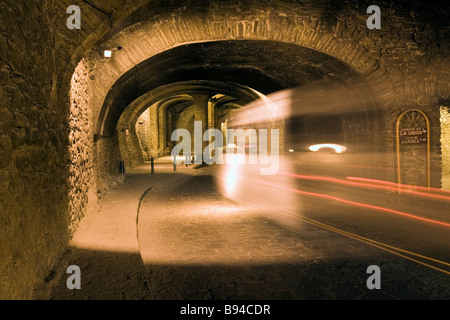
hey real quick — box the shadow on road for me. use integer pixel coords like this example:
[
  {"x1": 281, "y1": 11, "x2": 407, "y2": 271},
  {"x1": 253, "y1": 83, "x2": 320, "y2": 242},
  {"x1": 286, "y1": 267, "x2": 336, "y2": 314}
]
[{"x1": 35, "y1": 246, "x2": 450, "y2": 300}]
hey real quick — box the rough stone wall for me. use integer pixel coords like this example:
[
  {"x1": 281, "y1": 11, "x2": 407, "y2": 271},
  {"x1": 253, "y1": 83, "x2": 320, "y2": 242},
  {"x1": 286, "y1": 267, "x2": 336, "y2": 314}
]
[
  {"x1": 0, "y1": 0, "x2": 69, "y2": 299},
  {"x1": 94, "y1": 136, "x2": 123, "y2": 188},
  {"x1": 68, "y1": 60, "x2": 96, "y2": 235},
  {"x1": 0, "y1": 0, "x2": 130, "y2": 299},
  {"x1": 70, "y1": 57, "x2": 126, "y2": 228}
]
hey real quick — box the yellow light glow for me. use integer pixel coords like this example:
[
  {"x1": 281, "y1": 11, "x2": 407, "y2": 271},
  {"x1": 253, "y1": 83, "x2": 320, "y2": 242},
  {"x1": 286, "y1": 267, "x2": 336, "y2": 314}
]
[
  {"x1": 309, "y1": 143, "x2": 347, "y2": 154},
  {"x1": 224, "y1": 165, "x2": 239, "y2": 197}
]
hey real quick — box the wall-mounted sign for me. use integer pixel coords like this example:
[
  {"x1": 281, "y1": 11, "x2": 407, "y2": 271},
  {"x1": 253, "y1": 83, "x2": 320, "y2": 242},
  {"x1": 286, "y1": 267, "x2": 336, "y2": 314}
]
[
  {"x1": 399, "y1": 127, "x2": 428, "y2": 144},
  {"x1": 396, "y1": 109, "x2": 430, "y2": 187}
]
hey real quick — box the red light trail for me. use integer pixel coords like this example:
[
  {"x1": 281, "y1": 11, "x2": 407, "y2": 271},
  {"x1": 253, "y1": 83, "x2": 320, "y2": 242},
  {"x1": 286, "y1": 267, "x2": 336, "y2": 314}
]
[
  {"x1": 258, "y1": 180, "x2": 450, "y2": 228},
  {"x1": 277, "y1": 171, "x2": 450, "y2": 201}
]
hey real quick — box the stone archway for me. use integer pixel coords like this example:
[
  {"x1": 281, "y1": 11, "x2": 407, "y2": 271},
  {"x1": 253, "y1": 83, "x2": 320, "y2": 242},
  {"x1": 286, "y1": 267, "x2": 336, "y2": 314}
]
[{"x1": 115, "y1": 80, "x2": 268, "y2": 168}]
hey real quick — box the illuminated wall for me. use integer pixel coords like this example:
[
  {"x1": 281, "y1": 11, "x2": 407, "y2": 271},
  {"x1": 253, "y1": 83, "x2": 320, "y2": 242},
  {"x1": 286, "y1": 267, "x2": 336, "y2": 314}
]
[{"x1": 441, "y1": 106, "x2": 450, "y2": 190}]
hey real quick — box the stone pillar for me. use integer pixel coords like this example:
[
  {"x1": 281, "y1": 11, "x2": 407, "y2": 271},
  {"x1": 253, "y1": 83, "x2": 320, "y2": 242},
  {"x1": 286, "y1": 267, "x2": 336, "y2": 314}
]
[
  {"x1": 149, "y1": 102, "x2": 159, "y2": 158},
  {"x1": 166, "y1": 112, "x2": 173, "y2": 151},
  {"x1": 191, "y1": 94, "x2": 211, "y2": 162},
  {"x1": 208, "y1": 97, "x2": 216, "y2": 132},
  {"x1": 135, "y1": 108, "x2": 151, "y2": 161},
  {"x1": 158, "y1": 104, "x2": 166, "y2": 156}
]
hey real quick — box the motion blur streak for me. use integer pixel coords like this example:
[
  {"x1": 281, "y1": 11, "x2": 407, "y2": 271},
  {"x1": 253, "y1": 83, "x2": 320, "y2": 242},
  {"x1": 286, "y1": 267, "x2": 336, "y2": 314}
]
[
  {"x1": 278, "y1": 171, "x2": 450, "y2": 201},
  {"x1": 238, "y1": 80, "x2": 380, "y2": 123},
  {"x1": 278, "y1": 171, "x2": 344, "y2": 183},
  {"x1": 309, "y1": 144, "x2": 347, "y2": 153},
  {"x1": 347, "y1": 176, "x2": 450, "y2": 195},
  {"x1": 258, "y1": 181, "x2": 450, "y2": 228}
]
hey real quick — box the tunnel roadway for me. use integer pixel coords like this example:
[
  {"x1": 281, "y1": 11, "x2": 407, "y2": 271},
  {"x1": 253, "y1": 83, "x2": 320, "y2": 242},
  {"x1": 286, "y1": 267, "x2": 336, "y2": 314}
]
[{"x1": 36, "y1": 161, "x2": 450, "y2": 300}]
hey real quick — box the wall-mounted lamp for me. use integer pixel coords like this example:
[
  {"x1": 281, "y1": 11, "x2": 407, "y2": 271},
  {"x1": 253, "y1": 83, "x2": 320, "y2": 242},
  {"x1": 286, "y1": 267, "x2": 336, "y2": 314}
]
[{"x1": 102, "y1": 46, "x2": 123, "y2": 58}]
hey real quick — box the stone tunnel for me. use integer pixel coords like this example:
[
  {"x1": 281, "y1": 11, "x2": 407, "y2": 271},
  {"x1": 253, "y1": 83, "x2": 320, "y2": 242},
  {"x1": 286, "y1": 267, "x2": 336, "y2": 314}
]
[{"x1": 1, "y1": 0, "x2": 450, "y2": 300}]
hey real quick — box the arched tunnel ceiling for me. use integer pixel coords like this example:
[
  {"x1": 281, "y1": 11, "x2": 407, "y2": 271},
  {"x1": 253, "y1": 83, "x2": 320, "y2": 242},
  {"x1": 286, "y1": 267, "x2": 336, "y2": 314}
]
[
  {"x1": 115, "y1": 81, "x2": 264, "y2": 136},
  {"x1": 99, "y1": 40, "x2": 365, "y2": 136}
]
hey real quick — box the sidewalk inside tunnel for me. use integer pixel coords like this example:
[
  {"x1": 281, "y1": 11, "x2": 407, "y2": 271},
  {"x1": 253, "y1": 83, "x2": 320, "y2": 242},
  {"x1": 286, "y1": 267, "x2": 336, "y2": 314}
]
[{"x1": 33, "y1": 163, "x2": 450, "y2": 300}]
